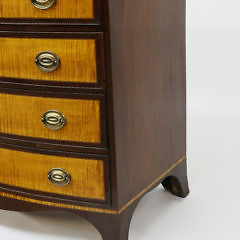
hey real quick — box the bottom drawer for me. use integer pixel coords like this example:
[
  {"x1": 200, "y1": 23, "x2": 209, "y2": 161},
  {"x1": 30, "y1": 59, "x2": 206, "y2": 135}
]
[{"x1": 0, "y1": 147, "x2": 109, "y2": 203}]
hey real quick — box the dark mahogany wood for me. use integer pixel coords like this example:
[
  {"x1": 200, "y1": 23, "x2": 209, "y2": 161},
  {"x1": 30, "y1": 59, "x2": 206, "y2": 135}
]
[
  {"x1": 87, "y1": 200, "x2": 140, "y2": 240},
  {"x1": 0, "y1": 0, "x2": 189, "y2": 239},
  {"x1": 91, "y1": 160, "x2": 189, "y2": 240},
  {"x1": 0, "y1": 196, "x2": 139, "y2": 240},
  {"x1": 88, "y1": 160, "x2": 189, "y2": 240},
  {"x1": 162, "y1": 159, "x2": 189, "y2": 198},
  {"x1": 106, "y1": 0, "x2": 187, "y2": 209},
  {"x1": 0, "y1": 24, "x2": 102, "y2": 33}
]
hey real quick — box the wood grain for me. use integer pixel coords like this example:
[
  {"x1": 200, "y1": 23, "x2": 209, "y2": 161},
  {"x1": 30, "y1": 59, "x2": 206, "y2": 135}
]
[
  {"x1": 0, "y1": 156, "x2": 186, "y2": 214},
  {"x1": 0, "y1": 1, "x2": 189, "y2": 239},
  {"x1": 0, "y1": 148, "x2": 105, "y2": 200},
  {"x1": 0, "y1": 38, "x2": 97, "y2": 83},
  {"x1": 0, "y1": 93, "x2": 102, "y2": 143},
  {"x1": 107, "y1": 0, "x2": 187, "y2": 208},
  {"x1": 0, "y1": 0, "x2": 94, "y2": 19}
]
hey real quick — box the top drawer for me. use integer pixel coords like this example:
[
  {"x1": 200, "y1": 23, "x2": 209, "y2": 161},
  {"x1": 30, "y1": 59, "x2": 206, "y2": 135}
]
[{"x1": 0, "y1": 0, "x2": 100, "y2": 24}]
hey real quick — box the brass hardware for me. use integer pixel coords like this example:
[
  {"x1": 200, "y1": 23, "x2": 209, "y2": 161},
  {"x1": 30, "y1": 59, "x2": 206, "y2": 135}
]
[
  {"x1": 31, "y1": 0, "x2": 56, "y2": 10},
  {"x1": 48, "y1": 168, "x2": 71, "y2": 187},
  {"x1": 41, "y1": 110, "x2": 66, "y2": 130},
  {"x1": 35, "y1": 51, "x2": 60, "y2": 72}
]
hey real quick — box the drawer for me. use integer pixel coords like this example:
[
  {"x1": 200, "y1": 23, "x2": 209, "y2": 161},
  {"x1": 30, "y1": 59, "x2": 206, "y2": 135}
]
[
  {"x1": 0, "y1": 0, "x2": 99, "y2": 23},
  {"x1": 0, "y1": 34, "x2": 105, "y2": 87},
  {"x1": 0, "y1": 91, "x2": 107, "y2": 148},
  {"x1": 0, "y1": 147, "x2": 109, "y2": 202}
]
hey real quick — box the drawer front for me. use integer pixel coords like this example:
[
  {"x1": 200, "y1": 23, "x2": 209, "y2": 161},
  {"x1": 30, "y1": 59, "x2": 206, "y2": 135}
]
[
  {"x1": 0, "y1": 36, "x2": 103, "y2": 84},
  {"x1": 0, "y1": 0, "x2": 96, "y2": 20},
  {"x1": 0, "y1": 93, "x2": 104, "y2": 144},
  {"x1": 0, "y1": 148, "x2": 106, "y2": 201}
]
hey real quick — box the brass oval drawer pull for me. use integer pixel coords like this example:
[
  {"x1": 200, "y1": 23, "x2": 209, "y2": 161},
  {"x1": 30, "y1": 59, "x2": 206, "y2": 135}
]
[
  {"x1": 35, "y1": 51, "x2": 60, "y2": 72},
  {"x1": 48, "y1": 168, "x2": 71, "y2": 187},
  {"x1": 41, "y1": 110, "x2": 66, "y2": 130},
  {"x1": 31, "y1": 0, "x2": 56, "y2": 10}
]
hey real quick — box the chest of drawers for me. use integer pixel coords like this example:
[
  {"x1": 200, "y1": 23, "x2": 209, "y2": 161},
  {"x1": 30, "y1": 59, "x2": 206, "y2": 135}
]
[{"x1": 0, "y1": 0, "x2": 189, "y2": 239}]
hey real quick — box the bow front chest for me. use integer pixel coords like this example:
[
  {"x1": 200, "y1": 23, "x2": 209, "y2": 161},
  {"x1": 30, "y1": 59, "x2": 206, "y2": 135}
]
[{"x1": 0, "y1": 0, "x2": 189, "y2": 239}]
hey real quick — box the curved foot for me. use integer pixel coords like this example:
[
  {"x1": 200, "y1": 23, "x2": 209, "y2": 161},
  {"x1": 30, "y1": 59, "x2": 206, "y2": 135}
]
[
  {"x1": 86, "y1": 200, "x2": 140, "y2": 240},
  {"x1": 0, "y1": 195, "x2": 139, "y2": 240},
  {"x1": 162, "y1": 159, "x2": 189, "y2": 198}
]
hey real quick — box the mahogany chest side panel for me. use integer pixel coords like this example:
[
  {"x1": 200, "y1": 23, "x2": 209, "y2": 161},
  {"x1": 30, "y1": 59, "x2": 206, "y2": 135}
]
[{"x1": 107, "y1": 0, "x2": 187, "y2": 208}]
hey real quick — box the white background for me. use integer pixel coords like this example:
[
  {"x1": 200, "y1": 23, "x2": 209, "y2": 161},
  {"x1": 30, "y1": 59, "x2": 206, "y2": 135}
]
[{"x1": 1, "y1": 0, "x2": 240, "y2": 239}]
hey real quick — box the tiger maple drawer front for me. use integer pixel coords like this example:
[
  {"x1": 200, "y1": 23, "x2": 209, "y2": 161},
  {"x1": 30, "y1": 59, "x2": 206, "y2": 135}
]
[
  {"x1": 0, "y1": 0, "x2": 99, "y2": 22},
  {"x1": 0, "y1": 35, "x2": 104, "y2": 86},
  {"x1": 0, "y1": 148, "x2": 107, "y2": 202},
  {"x1": 0, "y1": 92, "x2": 106, "y2": 146}
]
